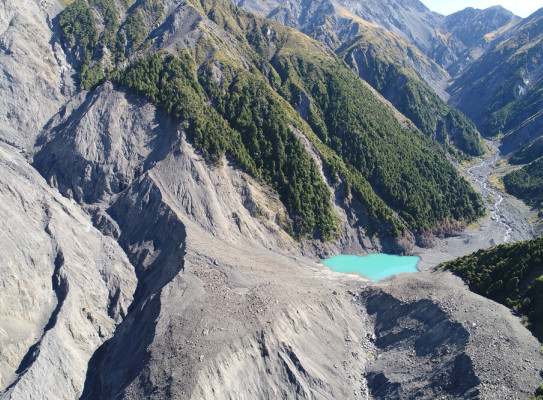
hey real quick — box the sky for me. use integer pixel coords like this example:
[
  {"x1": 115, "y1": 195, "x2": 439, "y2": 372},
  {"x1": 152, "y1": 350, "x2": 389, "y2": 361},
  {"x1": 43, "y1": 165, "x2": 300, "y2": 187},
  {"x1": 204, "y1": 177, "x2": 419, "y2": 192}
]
[{"x1": 419, "y1": 0, "x2": 543, "y2": 18}]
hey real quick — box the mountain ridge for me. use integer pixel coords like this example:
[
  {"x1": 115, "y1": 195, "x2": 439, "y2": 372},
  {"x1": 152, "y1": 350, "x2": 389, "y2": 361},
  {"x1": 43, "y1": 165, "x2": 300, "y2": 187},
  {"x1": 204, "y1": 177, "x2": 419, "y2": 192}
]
[
  {"x1": 54, "y1": 0, "x2": 487, "y2": 241},
  {"x1": 233, "y1": 0, "x2": 506, "y2": 157},
  {"x1": 448, "y1": 7, "x2": 543, "y2": 141}
]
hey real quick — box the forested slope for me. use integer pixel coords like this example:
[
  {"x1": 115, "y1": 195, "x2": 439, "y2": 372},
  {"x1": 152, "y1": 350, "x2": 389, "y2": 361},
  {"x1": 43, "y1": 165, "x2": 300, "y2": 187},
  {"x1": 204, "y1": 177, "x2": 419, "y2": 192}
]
[
  {"x1": 442, "y1": 236, "x2": 543, "y2": 341},
  {"x1": 233, "y1": 0, "x2": 487, "y2": 158},
  {"x1": 503, "y1": 157, "x2": 543, "y2": 208},
  {"x1": 510, "y1": 137, "x2": 543, "y2": 165},
  {"x1": 338, "y1": 30, "x2": 484, "y2": 157},
  {"x1": 57, "y1": 0, "x2": 485, "y2": 241}
]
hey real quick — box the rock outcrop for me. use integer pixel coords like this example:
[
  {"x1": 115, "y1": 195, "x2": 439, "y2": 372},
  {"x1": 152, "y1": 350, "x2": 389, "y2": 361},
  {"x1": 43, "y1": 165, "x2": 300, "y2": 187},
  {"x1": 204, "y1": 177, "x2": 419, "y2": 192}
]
[
  {"x1": 0, "y1": 0, "x2": 74, "y2": 150},
  {"x1": 0, "y1": 142, "x2": 136, "y2": 398}
]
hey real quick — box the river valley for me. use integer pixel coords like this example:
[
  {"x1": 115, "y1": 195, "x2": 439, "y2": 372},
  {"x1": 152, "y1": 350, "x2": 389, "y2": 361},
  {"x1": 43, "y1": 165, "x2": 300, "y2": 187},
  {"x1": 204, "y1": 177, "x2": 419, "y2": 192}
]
[{"x1": 416, "y1": 140, "x2": 536, "y2": 270}]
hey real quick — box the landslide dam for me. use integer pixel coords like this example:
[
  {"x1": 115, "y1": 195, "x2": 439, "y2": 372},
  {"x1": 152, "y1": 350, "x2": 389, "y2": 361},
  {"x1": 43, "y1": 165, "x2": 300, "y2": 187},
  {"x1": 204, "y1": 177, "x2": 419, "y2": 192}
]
[{"x1": 1, "y1": 0, "x2": 542, "y2": 398}]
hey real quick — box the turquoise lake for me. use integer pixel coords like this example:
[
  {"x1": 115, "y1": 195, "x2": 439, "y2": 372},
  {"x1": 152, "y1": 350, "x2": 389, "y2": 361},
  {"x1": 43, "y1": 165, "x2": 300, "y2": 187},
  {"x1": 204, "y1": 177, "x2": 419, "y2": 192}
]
[{"x1": 321, "y1": 254, "x2": 420, "y2": 281}]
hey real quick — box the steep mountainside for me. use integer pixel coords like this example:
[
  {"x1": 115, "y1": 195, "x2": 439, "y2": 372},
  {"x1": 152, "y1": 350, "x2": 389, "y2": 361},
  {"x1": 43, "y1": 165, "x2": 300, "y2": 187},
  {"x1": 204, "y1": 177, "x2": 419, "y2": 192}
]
[
  {"x1": 1, "y1": 0, "x2": 542, "y2": 399},
  {"x1": 444, "y1": 6, "x2": 521, "y2": 76},
  {"x1": 445, "y1": 7, "x2": 519, "y2": 50},
  {"x1": 0, "y1": 141, "x2": 137, "y2": 397},
  {"x1": 51, "y1": 0, "x2": 486, "y2": 242},
  {"x1": 235, "y1": 0, "x2": 520, "y2": 74},
  {"x1": 446, "y1": 8, "x2": 543, "y2": 216},
  {"x1": 233, "y1": 0, "x2": 488, "y2": 157},
  {"x1": 449, "y1": 8, "x2": 543, "y2": 144},
  {"x1": 442, "y1": 236, "x2": 543, "y2": 342},
  {"x1": 503, "y1": 156, "x2": 543, "y2": 208},
  {"x1": 337, "y1": 29, "x2": 484, "y2": 156},
  {"x1": 495, "y1": 75, "x2": 543, "y2": 152},
  {"x1": 0, "y1": 0, "x2": 75, "y2": 149},
  {"x1": 510, "y1": 136, "x2": 543, "y2": 165},
  {"x1": 238, "y1": 0, "x2": 445, "y2": 59}
]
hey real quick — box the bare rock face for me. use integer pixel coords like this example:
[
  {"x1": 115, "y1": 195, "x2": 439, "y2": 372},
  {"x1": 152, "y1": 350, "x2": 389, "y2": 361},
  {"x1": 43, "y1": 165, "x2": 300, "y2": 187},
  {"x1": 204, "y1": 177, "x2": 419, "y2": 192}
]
[
  {"x1": 33, "y1": 82, "x2": 297, "y2": 252},
  {"x1": 0, "y1": 143, "x2": 137, "y2": 398},
  {"x1": 34, "y1": 82, "x2": 179, "y2": 205},
  {"x1": 0, "y1": 0, "x2": 74, "y2": 150}
]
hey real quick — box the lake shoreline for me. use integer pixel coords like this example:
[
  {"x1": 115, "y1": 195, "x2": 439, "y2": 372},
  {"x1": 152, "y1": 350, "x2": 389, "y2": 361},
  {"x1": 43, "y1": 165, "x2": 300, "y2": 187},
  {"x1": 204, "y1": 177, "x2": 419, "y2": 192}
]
[{"x1": 322, "y1": 253, "x2": 420, "y2": 281}]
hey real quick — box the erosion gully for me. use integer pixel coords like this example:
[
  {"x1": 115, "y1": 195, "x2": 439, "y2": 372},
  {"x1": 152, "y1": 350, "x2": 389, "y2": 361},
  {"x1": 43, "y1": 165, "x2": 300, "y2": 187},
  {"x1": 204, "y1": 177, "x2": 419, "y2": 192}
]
[{"x1": 415, "y1": 140, "x2": 536, "y2": 270}]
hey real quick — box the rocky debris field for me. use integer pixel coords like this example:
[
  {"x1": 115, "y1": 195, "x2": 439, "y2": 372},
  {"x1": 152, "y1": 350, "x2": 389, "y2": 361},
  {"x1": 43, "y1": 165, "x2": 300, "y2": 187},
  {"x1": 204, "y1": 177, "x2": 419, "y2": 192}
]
[
  {"x1": 360, "y1": 271, "x2": 543, "y2": 399},
  {"x1": 75, "y1": 229, "x2": 543, "y2": 399}
]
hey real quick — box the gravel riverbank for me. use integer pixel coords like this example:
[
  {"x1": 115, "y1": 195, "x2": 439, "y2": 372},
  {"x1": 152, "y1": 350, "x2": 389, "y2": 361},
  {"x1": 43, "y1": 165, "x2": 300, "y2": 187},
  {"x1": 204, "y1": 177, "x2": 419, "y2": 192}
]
[{"x1": 416, "y1": 141, "x2": 536, "y2": 270}]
